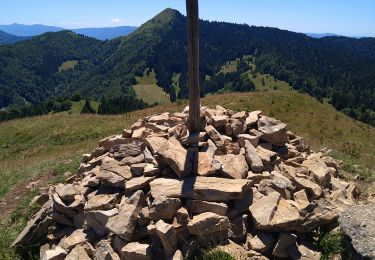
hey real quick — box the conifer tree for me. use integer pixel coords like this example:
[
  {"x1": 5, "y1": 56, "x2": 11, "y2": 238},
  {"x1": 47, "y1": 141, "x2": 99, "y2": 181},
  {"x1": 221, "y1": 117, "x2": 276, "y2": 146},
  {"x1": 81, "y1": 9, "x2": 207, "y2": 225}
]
[{"x1": 81, "y1": 100, "x2": 95, "y2": 114}]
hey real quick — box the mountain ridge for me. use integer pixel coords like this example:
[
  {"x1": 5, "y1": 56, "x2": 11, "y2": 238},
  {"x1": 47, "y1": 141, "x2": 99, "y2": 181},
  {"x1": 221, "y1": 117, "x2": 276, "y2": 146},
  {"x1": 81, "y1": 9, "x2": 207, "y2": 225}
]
[
  {"x1": 0, "y1": 29, "x2": 29, "y2": 44},
  {"x1": 0, "y1": 8, "x2": 375, "y2": 125},
  {"x1": 0, "y1": 23, "x2": 137, "y2": 40}
]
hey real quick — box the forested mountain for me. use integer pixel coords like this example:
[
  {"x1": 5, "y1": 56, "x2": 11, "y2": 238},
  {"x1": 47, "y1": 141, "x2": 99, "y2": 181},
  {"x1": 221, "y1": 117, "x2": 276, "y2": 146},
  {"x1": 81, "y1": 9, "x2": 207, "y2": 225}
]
[
  {"x1": 0, "y1": 31, "x2": 104, "y2": 107},
  {"x1": 0, "y1": 30, "x2": 28, "y2": 45},
  {"x1": 0, "y1": 8, "x2": 374, "y2": 124}
]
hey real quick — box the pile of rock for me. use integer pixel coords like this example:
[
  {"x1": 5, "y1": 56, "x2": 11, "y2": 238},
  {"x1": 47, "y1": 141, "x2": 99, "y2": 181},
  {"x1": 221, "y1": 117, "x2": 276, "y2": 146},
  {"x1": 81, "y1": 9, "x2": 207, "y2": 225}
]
[{"x1": 13, "y1": 106, "x2": 356, "y2": 260}]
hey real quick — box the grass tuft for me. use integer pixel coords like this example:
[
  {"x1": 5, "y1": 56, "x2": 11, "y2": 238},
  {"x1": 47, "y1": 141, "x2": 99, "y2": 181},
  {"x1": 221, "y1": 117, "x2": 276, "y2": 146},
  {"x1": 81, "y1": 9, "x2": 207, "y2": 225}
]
[{"x1": 315, "y1": 230, "x2": 345, "y2": 260}]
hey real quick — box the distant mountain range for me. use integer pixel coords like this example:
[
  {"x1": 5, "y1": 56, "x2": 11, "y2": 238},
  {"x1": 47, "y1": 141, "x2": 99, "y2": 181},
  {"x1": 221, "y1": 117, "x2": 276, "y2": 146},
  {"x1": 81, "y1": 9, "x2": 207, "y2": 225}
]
[
  {"x1": 0, "y1": 23, "x2": 138, "y2": 40},
  {"x1": 305, "y1": 33, "x2": 340, "y2": 38},
  {"x1": 0, "y1": 30, "x2": 29, "y2": 44},
  {"x1": 0, "y1": 23, "x2": 367, "y2": 43}
]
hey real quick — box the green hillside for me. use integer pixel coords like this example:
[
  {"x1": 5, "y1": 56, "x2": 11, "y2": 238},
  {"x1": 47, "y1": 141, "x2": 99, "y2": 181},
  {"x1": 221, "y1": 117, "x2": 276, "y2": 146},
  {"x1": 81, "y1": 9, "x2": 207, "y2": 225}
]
[
  {"x1": 133, "y1": 69, "x2": 171, "y2": 105},
  {"x1": 1, "y1": 9, "x2": 375, "y2": 125}
]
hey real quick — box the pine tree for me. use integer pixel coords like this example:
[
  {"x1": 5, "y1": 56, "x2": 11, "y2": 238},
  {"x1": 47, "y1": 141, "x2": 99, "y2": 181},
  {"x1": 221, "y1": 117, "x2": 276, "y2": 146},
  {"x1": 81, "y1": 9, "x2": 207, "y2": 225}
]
[{"x1": 81, "y1": 100, "x2": 95, "y2": 114}]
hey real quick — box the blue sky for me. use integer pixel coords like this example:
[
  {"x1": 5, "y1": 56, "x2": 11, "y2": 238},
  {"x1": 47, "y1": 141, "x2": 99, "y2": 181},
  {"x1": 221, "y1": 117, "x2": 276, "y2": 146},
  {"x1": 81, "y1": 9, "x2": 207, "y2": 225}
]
[{"x1": 1, "y1": 0, "x2": 374, "y2": 36}]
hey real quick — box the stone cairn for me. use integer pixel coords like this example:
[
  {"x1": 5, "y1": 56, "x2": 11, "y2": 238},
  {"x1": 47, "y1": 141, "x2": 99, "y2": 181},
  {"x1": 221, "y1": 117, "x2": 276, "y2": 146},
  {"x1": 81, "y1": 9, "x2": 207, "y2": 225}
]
[{"x1": 13, "y1": 106, "x2": 357, "y2": 260}]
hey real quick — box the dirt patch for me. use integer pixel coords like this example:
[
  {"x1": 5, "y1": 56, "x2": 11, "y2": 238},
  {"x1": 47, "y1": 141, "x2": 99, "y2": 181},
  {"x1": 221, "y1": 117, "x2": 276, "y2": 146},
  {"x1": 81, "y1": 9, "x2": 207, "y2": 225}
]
[{"x1": 0, "y1": 172, "x2": 55, "y2": 220}]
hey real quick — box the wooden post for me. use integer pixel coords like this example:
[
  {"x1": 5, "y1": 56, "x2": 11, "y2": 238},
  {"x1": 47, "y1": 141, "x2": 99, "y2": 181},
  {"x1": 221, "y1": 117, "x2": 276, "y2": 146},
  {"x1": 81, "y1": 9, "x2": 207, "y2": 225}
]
[{"x1": 186, "y1": 0, "x2": 200, "y2": 134}]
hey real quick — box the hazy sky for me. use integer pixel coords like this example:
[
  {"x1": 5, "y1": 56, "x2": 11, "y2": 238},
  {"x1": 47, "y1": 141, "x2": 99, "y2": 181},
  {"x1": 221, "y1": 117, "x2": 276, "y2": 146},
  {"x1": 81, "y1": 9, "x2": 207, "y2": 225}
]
[{"x1": 1, "y1": 0, "x2": 374, "y2": 36}]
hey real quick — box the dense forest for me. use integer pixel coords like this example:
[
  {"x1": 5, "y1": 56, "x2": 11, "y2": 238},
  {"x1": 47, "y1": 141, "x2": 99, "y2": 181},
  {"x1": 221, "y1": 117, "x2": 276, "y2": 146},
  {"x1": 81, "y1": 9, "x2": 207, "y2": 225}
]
[{"x1": 0, "y1": 8, "x2": 374, "y2": 124}]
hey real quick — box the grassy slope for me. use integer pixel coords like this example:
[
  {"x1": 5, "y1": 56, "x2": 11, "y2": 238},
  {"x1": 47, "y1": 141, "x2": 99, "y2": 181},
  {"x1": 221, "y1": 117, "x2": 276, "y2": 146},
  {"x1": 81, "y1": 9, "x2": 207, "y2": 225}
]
[
  {"x1": 1, "y1": 90, "x2": 375, "y2": 258},
  {"x1": 133, "y1": 69, "x2": 171, "y2": 105},
  {"x1": 66, "y1": 100, "x2": 100, "y2": 114},
  {"x1": 1, "y1": 91, "x2": 374, "y2": 195},
  {"x1": 58, "y1": 60, "x2": 78, "y2": 72}
]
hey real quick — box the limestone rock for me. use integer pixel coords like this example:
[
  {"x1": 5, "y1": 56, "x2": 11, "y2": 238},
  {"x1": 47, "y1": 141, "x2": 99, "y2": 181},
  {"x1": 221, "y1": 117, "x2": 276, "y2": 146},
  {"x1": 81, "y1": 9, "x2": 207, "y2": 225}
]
[
  {"x1": 105, "y1": 190, "x2": 145, "y2": 241},
  {"x1": 149, "y1": 177, "x2": 251, "y2": 202},
  {"x1": 121, "y1": 242, "x2": 152, "y2": 260},
  {"x1": 215, "y1": 154, "x2": 248, "y2": 179},
  {"x1": 203, "y1": 139, "x2": 217, "y2": 158},
  {"x1": 156, "y1": 138, "x2": 192, "y2": 178},
  {"x1": 137, "y1": 207, "x2": 151, "y2": 226},
  {"x1": 302, "y1": 157, "x2": 331, "y2": 188},
  {"x1": 65, "y1": 245, "x2": 91, "y2": 260},
  {"x1": 291, "y1": 176, "x2": 322, "y2": 199},
  {"x1": 58, "y1": 229, "x2": 90, "y2": 251},
  {"x1": 245, "y1": 110, "x2": 262, "y2": 129},
  {"x1": 176, "y1": 207, "x2": 189, "y2": 226},
  {"x1": 187, "y1": 212, "x2": 229, "y2": 236},
  {"x1": 186, "y1": 200, "x2": 228, "y2": 216},
  {"x1": 143, "y1": 163, "x2": 159, "y2": 176},
  {"x1": 124, "y1": 176, "x2": 155, "y2": 192},
  {"x1": 217, "y1": 240, "x2": 251, "y2": 260},
  {"x1": 170, "y1": 250, "x2": 183, "y2": 260},
  {"x1": 225, "y1": 118, "x2": 245, "y2": 136},
  {"x1": 99, "y1": 135, "x2": 129, "y2": 150},
  {"x1": 246, "y1": 232, "x2": 275, "y2": 253},
  {"x1": 84, "y1": 194, "x2": 118, "y2": 211},
  {"x1": 298, "y1": 198, "x2": 351, "y2": 233},
  {"x1": 257, "y1": 116, "x2": 288, "y2": 146},
  {"x1": 249, "y1": 192, "x2": 300, "y2": 231},
  {"x1": 155, "y1": 220, "x2": 178, "y2": 257},
  {"x1": 149, "y1": 196, "x2": 181, "y2": 221},
  {"x1": 197, "y1": 152, "x2": 221, "y2": 176},
  {"x1": 293, "y1": 189, "x2": 310, "y2": 210},
  {"x1": 244, "y1": 140, "x2": 264, "y2": 172},
  {"x1": 205, "y1": 125, "x2": 240, "y2": 154},
  {"x1": 111, "y1": 141, "x2": 143, "y2": 158},
  {"x1": 211, "y1": 115, "x2": 228, "y2": 128},
  {"x1": 232, "y1": 111, "x2": 248, "y2": 120},
  {"x1": 272, "y1": 233, "x2": 297, "y2": 258},
  {"x1": 42, "y1": 246, "x2": 67, "y2": 260},
  {"x1": 144, "y1": 136, "x2": 169, "y2": 154},
  {"x1": 55, "y1": 184, "x2": 76, "y2": 203},
  {"x1": 119, "y1": 154, "x2": 145, "y2": 166},
  {"x1": 99, "y1": 158, "x2": 132, "y2": 186},
  {"x1": 228, "y1": 214, "x2": 248, "y2": 243},
  {"x1": 94, "y1": 240, "x2": 121, "y2": 260},
  {"x1": 247, "y1": 171, "x2": 270, "y2": 184},
  {"x1": 288, "y1": 242, "x2": 321, "y2": 260},
  {"x1": 86, "y1": 208, "x2": 119, "y2": 237},
  {"x1": 149, "y1": 112, "x2": 170, "y2": 124},
  {"x1": 12, "y1": 200, "x2": 52, "y2": 247},
  {"x1": 238, "y1": 133, "x2": 260, "y2": 148}
]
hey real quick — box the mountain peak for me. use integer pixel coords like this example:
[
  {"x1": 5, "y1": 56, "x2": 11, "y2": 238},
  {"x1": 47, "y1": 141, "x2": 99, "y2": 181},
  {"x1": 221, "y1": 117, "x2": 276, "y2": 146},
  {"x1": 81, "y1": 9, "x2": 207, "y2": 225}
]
[{"x1": 136, "y1": 8, "x2": 184, "y2": 33}]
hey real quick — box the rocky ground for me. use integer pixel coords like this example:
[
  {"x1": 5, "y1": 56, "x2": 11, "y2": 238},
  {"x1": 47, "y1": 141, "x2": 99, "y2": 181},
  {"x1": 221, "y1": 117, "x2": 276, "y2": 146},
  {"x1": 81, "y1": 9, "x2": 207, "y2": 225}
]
[
  {"x1": 12, "y1": 106, "x2": 358, "y2": 259},
  {"x1": 339, "y1": 204, "x2": 375, "y2": 259}
]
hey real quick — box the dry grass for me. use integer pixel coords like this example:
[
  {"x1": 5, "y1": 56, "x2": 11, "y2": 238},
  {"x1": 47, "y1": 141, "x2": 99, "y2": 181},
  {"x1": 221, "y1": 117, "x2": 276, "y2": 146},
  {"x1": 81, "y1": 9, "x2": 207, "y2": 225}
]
[
  {"x1": 219, "y1": 59, "x2": 240, "y2": 74},
  {"x1": 133, "y1": 84, "x2": 171, "y2": 105},
  {"x1": 133, "y1": 68, "x2": 171, "y2": 105},
  {"x1": 58, "y1": 60, "x2": 78, "y2": 72}
]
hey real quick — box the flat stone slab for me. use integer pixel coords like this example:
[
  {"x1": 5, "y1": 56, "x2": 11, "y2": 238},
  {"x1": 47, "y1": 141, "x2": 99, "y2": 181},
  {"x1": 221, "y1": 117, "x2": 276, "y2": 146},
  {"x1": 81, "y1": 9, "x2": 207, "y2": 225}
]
[
  {"x1": 339, "y1": 204, "x2": 375, "y2": 259},
  {"x1": 149, "y1": 177, "x2": 251, "y2": 202}
]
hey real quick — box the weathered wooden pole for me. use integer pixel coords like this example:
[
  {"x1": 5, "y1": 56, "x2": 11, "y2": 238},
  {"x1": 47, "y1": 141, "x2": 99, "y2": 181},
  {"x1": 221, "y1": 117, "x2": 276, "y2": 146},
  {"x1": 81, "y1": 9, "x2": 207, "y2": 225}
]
[{"x1": 186, "y1": 0, "x2": 200, "y2": 134}]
